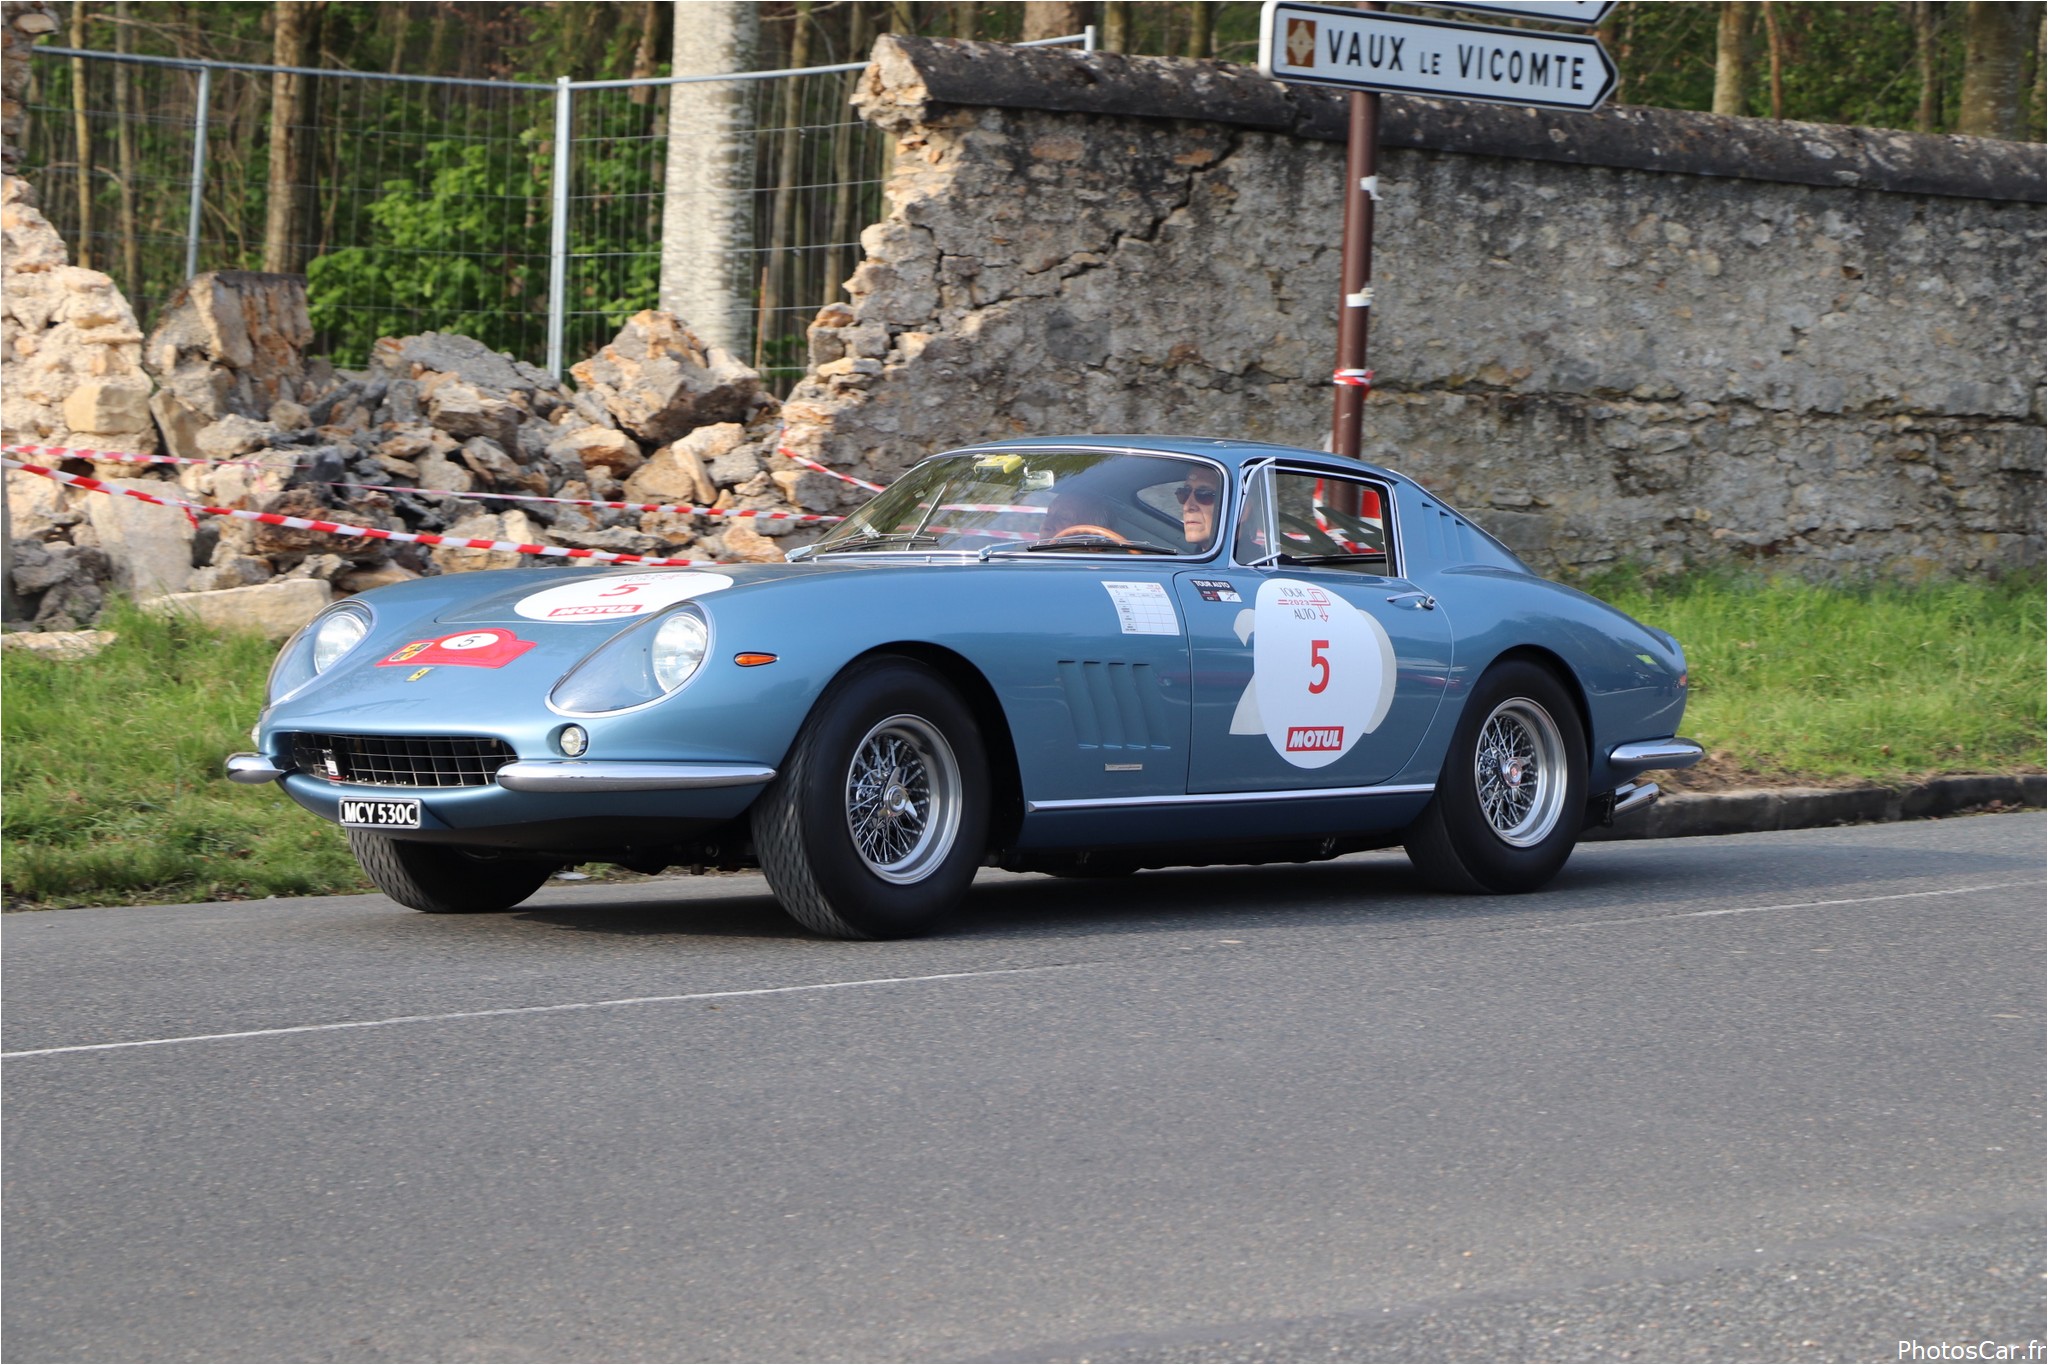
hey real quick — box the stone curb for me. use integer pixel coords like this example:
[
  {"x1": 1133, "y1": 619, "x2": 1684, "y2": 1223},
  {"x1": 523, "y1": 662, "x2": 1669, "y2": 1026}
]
[{"x1": 1585, "y1": 774, "x2": 2047, "y2": 842}]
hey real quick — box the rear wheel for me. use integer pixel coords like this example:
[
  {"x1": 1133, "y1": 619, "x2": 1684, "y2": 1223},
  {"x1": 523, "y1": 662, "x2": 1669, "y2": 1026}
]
[
  {"x1": 753, "y1": 658, "x2": 989, "y2": 939},
  {"x1": 1403, "y1": 660, "x2": 1587, "y2": 894},
  {"x1": 346, "y1": 830, "x2": 556, "y2": 913}
]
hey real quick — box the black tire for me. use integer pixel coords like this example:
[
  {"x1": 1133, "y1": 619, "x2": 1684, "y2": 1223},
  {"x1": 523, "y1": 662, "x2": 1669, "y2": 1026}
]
[
  {"x1": 1403, "y1": 659, "x2": 1588, "y2": 894},
  {"x1": 347, "y1": 829, "x2": 556, "y2": 914},
  {"x1": 752, "y1": 657, "x2": 990, "y2": 939}
]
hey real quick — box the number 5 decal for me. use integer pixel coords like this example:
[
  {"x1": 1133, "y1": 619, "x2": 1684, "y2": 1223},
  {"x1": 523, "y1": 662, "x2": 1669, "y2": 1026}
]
[{"x1": 1308, "y1": 639, "x2": 1331, "y2": 694}]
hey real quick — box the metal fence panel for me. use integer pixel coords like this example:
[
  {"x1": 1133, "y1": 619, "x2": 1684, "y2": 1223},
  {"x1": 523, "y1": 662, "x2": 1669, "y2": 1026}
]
[{"x1": 21, "y1": 34, "x2": 1086, "y2": 389}]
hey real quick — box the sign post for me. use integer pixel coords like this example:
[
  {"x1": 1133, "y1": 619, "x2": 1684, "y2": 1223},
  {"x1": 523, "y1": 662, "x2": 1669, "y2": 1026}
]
[{"x1": 1259, "y1": 0, "x2": 1615, "y2": 460}]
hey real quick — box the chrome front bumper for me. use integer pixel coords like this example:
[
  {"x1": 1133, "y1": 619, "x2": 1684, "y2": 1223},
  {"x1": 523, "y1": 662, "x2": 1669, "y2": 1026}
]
[{"x1": 225, "y1": 754, "x2": 776, "y2": 793}]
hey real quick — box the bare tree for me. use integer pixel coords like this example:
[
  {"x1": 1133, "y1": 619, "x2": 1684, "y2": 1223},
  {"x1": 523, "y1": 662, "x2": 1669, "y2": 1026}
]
[
  {"x1": 1958, "y1": 0, "x2": 2033, "y2": 138},
  {"x1": 1185, "y1": 0, "x2": 1214, "y2": 59},
  {"x1": 112, "y1": 0, "x2": 139, "y2": 296},
  {"x1": 758, "y1": 0, "x2": 812, "y2": 368},
  {"x1": 1100, "y1": 0, "x2": 1130, "y2": 53},
  {"x1": 68, "y1": 0, "x2": 91, "y2": 269},
  {"x1": 1759, "y1": 0, "x2": 1784, "y2": 119},
  {"x1": 629, "y1": 0, "x2": 666, "y2": 104},
  {"x1": 1022, "y1": 2, "x2": 1085, "y2": 43},
  {"x1": 660, "y1": 0, "x2": 759, "y2": 356},
  {"x1": 1712, "y1": 1, "x2": 1749, "y2": 116},
  {"x1": 1912, "y1": 1, "x2": 1941, "y2": 131},
  {"x1": 261, "y1": 0, "x2": 315, "y2": 274}
]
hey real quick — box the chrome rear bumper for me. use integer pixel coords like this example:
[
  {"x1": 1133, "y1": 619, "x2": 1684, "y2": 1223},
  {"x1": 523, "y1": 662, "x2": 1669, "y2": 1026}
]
[{"x1": 1609, "y1": 738, "x2": 1704, "y2": 778}]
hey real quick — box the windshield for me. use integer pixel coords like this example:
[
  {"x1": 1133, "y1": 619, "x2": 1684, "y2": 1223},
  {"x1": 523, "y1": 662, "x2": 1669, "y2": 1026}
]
[{"x1": 806, "y1": 450, "x2": 1229, "y2": 556}]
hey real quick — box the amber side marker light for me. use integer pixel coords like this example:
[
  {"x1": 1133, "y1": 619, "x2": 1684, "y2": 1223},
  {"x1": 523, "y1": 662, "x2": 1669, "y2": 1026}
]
[{"x1": 734, "y1": 652, "x2": 779, "y2": 667}]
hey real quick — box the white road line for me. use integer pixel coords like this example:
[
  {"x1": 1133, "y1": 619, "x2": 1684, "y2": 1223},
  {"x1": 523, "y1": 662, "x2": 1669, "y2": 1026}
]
[
  {"x1": 1525, "y1": 880, "x2": 2041, "y2": 935},
  {"x1": 0, "y1": 964, "x2": 1082, "y2": 1060},
  {"x1": 5, "y1": 880, "x2": 2038, "y2": 1061}
]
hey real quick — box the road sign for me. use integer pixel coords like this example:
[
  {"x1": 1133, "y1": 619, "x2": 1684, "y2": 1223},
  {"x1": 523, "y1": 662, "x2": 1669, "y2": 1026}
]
[
  {"x1": 1259, "y1": 1, "x2": 1617, "y2": 113},
  {"x1": 1398, "y1": 1, "x2": 1616, "y2": 26}
]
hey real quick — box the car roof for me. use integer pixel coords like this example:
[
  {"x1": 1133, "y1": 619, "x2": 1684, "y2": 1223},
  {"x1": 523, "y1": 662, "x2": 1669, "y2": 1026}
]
[{"x1": 949, "y1": 435, "x2": 1408, "y2": 486}]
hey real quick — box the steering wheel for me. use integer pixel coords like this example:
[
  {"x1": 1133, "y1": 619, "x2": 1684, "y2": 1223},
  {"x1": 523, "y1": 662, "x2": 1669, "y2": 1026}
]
[{"x1": 1048, "y1": 523, "x2": 1129, "y2": 543}]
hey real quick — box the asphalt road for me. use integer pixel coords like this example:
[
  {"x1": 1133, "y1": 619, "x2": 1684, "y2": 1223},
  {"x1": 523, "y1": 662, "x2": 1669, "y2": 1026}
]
[{"x1": 5, "y1": 814, "x2": 2043, "y2": 1364}]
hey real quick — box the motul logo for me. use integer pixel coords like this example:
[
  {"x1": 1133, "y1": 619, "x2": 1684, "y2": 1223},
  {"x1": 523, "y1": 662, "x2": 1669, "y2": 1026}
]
[{"x1": 1285, "y1": 726, "x2": 1344, "y2": 752}]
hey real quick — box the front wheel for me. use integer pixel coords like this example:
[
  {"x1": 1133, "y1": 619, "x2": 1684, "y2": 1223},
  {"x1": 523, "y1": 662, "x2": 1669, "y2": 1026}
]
[
  {"x1": 347, "y1": 830, "x2": 556, "y2": 913},
  {"x1": 752, "y1": 658, "x2": 990, "y2": 939},
  {"x1": 1403, "y1": 660, "x2": 1587, "y2": 894}
]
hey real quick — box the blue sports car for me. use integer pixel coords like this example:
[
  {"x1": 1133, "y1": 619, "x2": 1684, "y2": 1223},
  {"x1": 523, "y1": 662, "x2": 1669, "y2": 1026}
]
[{"x1": 228, "y1": 436, "x2": 1702, "y2": 938}]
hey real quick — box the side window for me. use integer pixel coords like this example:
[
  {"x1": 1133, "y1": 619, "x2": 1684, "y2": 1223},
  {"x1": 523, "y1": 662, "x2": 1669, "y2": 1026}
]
[
  {"x1": 1269, "y1": 471, "x2": 1391, "y2": 572},
  {"x1": 1233, "y1": 465, "x2": 1273, "y2": 563}
]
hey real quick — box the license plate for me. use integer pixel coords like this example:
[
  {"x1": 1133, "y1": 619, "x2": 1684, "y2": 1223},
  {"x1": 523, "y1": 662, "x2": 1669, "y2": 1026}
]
[{"x1": 338, "y1": 797, "x2": 421, "y2": 829}]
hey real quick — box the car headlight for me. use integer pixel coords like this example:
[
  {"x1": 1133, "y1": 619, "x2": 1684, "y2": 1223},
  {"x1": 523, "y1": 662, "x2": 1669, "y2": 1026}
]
[
  {"x1": 651, "y1": 611, "x2": 708, "y2": 693},
  {"x1": 551, "y1": 606, "x2": 711, "y2": 715},
  {"x1": 266, "y1": 602, "x2": 373, "y2": 702},
  {"x1": 311, "y1": 610, "x2": 369, "y2": 672}
]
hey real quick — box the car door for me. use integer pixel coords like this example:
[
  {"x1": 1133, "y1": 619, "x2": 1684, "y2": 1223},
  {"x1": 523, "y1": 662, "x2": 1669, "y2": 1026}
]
[{"x1": 1175, "y1": 463, "x2": 1454, "y2": 793}]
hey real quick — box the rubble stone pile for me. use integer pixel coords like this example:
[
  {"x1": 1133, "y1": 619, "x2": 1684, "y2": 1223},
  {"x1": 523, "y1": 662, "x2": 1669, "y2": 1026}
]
[{"x1": 6, "y1": 270, "x2": 824, "y2": 627}]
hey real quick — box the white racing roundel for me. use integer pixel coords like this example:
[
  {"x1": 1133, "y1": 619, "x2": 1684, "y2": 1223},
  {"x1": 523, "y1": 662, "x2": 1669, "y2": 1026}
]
[
  {"x1": 1247, "y1": 577, "x2": 1397, "y2": 769},
  {"x1": 514, "y1": 571, "x2": 732, "y2": 623}
]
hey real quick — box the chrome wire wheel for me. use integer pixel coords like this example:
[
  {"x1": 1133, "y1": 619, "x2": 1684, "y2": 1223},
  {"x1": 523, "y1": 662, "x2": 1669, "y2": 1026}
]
[
  {"x1": 843, "y1": 713, "x2": 963, "y2": 884},
  {"x1": 1473, "y1": 698, "x2": 1569, "y2": 848}
]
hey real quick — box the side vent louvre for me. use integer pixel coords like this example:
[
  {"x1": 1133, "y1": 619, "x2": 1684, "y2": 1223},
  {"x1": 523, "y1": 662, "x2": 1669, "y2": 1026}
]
[{"x1": 1056, "y1": 660, "x2": 1172, "y2": 751}]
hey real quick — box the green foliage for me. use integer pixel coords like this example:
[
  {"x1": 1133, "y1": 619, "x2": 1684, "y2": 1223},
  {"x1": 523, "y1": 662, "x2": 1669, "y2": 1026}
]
[
  {"x1": 1585, "y1": 569, "x2": 2048, "y2": 783},
  {"x1": 307, "y1": 136, "x2": 550, "y2": 361},
  {"x1": 1, "y1": 602, "x2": 370, "y2": 909}
]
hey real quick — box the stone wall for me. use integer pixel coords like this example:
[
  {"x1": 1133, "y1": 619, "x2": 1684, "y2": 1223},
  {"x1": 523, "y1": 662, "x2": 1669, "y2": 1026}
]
[{"x1": 783, "y1": 36, "x2": 2045, "y2": 578}]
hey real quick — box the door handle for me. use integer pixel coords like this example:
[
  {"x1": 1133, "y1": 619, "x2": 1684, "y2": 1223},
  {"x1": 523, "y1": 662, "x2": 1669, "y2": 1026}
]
[{"x1": 1386, "y1": 591, "x2": 1436, "y2": 610}]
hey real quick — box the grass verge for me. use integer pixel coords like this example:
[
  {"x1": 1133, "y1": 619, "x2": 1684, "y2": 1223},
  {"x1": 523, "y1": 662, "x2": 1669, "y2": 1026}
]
[
  {"x1": 3, "y1": 601, "x2": 371, "y2": 909},
  {"x1": 3, "y1": 574, "x2": 2042, "y2": 909},
  {"x1": 1584, "y1": 569, "x2": 2045, "y2": 790}
]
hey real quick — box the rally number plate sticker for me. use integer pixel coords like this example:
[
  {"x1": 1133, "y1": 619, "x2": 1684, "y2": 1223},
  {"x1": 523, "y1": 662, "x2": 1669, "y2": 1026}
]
[{"x1": 338, "y1": 797, "x2": 422, "y2": 830}]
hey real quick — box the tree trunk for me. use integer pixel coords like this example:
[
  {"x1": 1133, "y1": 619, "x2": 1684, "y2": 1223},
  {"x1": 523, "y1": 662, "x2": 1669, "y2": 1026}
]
[
  {"x1": 660, "y1": 0, "x2": 759, "y2": 357},
  {"x1": 1100, "y1": 0, "x2": 1129, "y2": 53},
  {"x1": 888, "y1": 2, "x2": 915, "y2": 36},
  {"x1": 1913, "y1": 1, "x2": 1941, "y2": 131},
  {"x1": 1021, "y1": 2, "x2": 1084, "y2": 43},
  {"x1": 1760, "y1": 0, "x2": 1784, "y2": 119},
  {"x1": 262, "y1": 0, "x2": 313, "y2": 275},
  {"x1": 758, "y1": 0, "x2": 811, "y2": 369},
  {"x1": 823, "y1": 0, "x2": 871, "y2": 307},
  {"x1": 112, "y1": 0, "x2": 139, "y2": 298},
  {"x1": 629, "y1": 0, "x2": 665, "y2": 103},
  {"x1": 1712, "y1": 1, "x2": 1748, "y2": 116},
  {"x1": 1959, "y1": 1, "x2": 2032, "y2": 138},
  {"x1": 1185, "y1": 0, "x2": 1213, "y2": 59},
  {"x1": 69, "y1": 1, "x2": 92, "y2": 269}
]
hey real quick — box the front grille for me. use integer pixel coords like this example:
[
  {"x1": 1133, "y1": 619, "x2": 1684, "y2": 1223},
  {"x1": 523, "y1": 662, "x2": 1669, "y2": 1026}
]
[{"x1": 288, "y1": 733, "x2": 517, "y2": 788}]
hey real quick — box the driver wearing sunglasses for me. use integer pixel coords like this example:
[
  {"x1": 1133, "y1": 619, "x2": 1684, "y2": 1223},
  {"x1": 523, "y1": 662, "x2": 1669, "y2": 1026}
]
[{"x1": 1175, "y1": 466, "x2": 1224, "y2": 549}]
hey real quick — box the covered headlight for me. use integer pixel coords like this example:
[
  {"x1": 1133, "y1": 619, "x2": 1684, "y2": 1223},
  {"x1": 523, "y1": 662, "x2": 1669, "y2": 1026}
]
[
  {"x1": 266, "y1": 602, "x2": 373, "y2": 702},
  {"x1": 551, "y1": 606, "x2": 712, "y2": 715}
]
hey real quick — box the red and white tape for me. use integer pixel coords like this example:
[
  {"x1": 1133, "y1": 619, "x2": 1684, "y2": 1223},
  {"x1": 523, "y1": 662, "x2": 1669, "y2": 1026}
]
[
  {"x1": 1332, "y1": 368, "x2": 1374, "y2": 389},
  {"x1": 776, "y1": 444, "x2": 886, "y2": 493},
  {"x1": 2, "y1": 458, "x2": 715, "y2": 568}
]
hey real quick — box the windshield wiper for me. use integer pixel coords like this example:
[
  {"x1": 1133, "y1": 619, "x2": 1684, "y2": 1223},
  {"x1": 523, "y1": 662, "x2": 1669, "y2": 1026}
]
[
  {"x1": 1273, "y1": 550, "x2": 1388, "y2": 566},
  {"x1": 1021, "y1": 534, "x2": 1178, "y2": 555},
  {"x1": 813, "y1": 531, "x2": 942, "y2": 554}
]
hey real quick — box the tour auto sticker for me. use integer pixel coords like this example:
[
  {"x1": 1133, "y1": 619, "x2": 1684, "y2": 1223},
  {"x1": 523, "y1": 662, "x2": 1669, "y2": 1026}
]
[
  {"x1": 1229, "y1": 578, "x2": 1397, "y2": 770},
  {"x1": 377, "y1": 629, "x2": 537, "y2": 669},
  {"x1": 513, "y1": 570, "x2": 732, "y2": 623}
]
